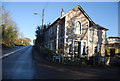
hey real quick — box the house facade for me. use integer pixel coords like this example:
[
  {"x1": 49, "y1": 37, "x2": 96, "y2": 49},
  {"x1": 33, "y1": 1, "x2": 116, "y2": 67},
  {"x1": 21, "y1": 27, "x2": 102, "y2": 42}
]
[
  {"x1": 44, "y1": 5, "x2": 108, "y2": 58},
  {"x1": 107, "y1": 37, "x2": 120, "y2": 44},
  {"x1": 106, "y1": 37, "x2": 120, "y2": 57}
]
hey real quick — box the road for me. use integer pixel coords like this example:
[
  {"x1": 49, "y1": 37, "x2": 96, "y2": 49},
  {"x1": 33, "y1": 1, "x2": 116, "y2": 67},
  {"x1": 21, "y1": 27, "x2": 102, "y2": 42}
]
[
  {"x1": 2, "y1": 46, "x2": 25, "y2": 55},
  {"x1": 2, "y1": 46, "x2": 120, "y2": 79}
]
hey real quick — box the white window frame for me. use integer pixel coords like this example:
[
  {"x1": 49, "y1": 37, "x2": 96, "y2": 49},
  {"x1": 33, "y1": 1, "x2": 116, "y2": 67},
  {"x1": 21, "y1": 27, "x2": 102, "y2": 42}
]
[
  {"x1": 81, "y1": 40, "x2": 87, "y2": 57},
  {"x1": 74, "y1": 21, "x2": 82, "y2": 34}
]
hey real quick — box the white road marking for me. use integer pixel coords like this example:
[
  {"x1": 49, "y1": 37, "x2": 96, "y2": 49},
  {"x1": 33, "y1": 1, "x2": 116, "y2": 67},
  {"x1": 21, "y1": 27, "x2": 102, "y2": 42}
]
[{"x1": 0, "y1": 46, "x2": 29, "y2": 59}]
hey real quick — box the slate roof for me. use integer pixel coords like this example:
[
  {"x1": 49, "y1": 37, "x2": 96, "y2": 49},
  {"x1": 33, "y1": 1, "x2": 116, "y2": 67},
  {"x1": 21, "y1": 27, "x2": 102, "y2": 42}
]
[
  {"x1": 93, "y1": 24, "x2": 108, "y2": 31},
  {"x1": 44, "y1": 5, "x2": 108, "y2": 31},
  {"x1": 108, "y1": 37, "x2": 120, "y2": 39}
]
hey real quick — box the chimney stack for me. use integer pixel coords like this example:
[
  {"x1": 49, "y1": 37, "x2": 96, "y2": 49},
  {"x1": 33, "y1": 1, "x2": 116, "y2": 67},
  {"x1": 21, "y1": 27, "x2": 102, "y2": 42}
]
[{"x1": 61, "y1": 8, "x2": 65, "y2": 17}]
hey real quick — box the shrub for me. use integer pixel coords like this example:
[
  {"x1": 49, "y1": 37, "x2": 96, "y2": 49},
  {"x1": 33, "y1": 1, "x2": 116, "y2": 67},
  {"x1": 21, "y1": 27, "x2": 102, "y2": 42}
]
[{"x1": 63, "y1": 57, "x2": 88, "y2": 66}]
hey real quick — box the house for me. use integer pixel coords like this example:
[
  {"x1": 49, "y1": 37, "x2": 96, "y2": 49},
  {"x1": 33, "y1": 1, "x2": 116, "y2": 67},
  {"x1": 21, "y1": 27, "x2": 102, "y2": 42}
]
[
  {"x1": 44, "y1": 5, "x2": 108, "y2": 58},
  {"x1": 107, "y1": 37, "x2": 120, "y2": 44},
  {"x1": 106, "y1": 37, "x2": 120, "y2": 57}
]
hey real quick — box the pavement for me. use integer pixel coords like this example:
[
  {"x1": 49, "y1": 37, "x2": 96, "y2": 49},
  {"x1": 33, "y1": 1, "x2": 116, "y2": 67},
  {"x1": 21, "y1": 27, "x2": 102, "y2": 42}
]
[
  {"x1": 1, "y1": 46, "x2": 29, "y2": 59},
  {"x1": 2, "y1": 45, "x2": 120, "y2": 79},
  {"x1": 2, "y1": 46, "x2": 27, "y2": 55}
]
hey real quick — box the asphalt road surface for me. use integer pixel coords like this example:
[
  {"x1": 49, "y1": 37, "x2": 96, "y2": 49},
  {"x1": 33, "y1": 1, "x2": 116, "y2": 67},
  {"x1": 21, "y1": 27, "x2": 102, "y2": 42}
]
[
  {"x1": 2, "y1": 46, "x2": 120, "y2": 79},
  {"x1": 2, "y1": 46, "x2": 25, "y2": 55}
]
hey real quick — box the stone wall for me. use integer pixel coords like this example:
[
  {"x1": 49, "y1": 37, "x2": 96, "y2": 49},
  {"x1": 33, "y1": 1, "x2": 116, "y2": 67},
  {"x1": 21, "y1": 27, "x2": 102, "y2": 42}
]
[{"x1": 44, "y1": 6, "x2": 107, "y2": 58}]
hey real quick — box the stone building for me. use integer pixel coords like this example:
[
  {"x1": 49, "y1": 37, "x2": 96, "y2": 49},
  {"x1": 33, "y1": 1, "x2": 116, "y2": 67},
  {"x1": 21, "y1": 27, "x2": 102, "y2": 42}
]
[
  {"x1": 106, "y1": 37, "x2": 120, "y2": 57},
  {"x1": 44, "y1": 5, "x2": 108, "y2": 58},
  {"x1": 107, "y1": 37, "x2": 120, "y2": 44}
]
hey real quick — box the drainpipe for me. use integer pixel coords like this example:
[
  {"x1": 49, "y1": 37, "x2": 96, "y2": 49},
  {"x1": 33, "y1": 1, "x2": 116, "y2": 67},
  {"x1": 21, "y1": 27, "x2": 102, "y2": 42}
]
[
  {"x1": 72, "y1": 39, "x2": 75, "y2": 58},
  {"x1": 56, "y1": 24, "x2": 59, "y2": 53},
  {"x1": 87, "y1": 23, "x2": 90, "y2": 60}
]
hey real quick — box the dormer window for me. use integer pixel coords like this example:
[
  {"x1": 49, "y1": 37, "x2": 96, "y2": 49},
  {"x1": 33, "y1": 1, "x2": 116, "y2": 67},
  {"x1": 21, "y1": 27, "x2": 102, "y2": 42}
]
[{"x1": 74, "y1": 21, "x2": 82, "y2": 34}]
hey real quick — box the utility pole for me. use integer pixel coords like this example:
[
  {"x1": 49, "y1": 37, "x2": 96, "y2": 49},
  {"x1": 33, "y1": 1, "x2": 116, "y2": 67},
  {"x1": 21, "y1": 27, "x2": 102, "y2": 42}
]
[{"x1": 42, "y1": 9, "x2": 44, "y2": 29}]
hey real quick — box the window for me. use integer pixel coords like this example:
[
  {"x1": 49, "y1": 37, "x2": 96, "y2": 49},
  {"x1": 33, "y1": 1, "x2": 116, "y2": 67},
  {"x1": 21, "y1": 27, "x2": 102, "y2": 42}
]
[
  {"x1": 51, "y1": 27, "x2": 52, "y2": 34},
  {"x1": 118, "y1": 39, "x2": 120, "y2": 41},
  {"x1": 89, "y1": 28, "x2": 94, "y2": 42},
  {"x1": 74, "y1": 21, "x2": 82, "y2": 34}
]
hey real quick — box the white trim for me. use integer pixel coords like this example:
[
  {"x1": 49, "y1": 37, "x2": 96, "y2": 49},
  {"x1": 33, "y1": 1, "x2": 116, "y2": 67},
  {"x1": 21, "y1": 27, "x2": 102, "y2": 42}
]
[
  {"x1": 87, "y1": 21, "x2": 90, "y2": 58},
  {"x1": 74, "y1": 20, "x2": 82, "y2": 35},
  {"x1": 56, "y1": 24, "x2": 59, "y2": 53},
  {"x1": 72, "y1": 39, "x2": 75, "y2": 58},
  {"x1": 97, "y1": 43, "x2": 100, "y2": 53},
  {"x1": 64, "y1": 17, "x2": 67, "y2": 54},
  {"x1": 81, "y1": 41, "x2": 83, "y2": 57},
  {"x1": 93, "y1": 44, "x2": 96, "y2": 54},
  {"x1": 81, "y1": 40, "x2": 87, "y2": 57}
]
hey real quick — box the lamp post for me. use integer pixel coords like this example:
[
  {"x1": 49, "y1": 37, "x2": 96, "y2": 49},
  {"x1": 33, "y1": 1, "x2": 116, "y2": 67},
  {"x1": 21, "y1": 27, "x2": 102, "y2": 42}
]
[
  {"x1": 34, "y1": 9, "x2": 44, "y2": 29},
  {"x1": 34, "y1": 12, "x2": 41, "y2": 30}
]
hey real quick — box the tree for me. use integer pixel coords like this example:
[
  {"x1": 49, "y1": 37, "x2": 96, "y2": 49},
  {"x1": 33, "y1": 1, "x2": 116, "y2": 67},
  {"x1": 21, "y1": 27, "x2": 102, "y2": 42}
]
[
  {"x1": 2, "y1": 25, "x2": 18, "y2": 46},
  {"x1": 14, "y1": 38, "x2": 31, "y2": 46},
  {"x1": 35, "y1": 26, "x2": 43, "y2": 46},
  {"x1": 23, "y1": 38, "x2": 31, "y2": 45},
  {"x1": 14, "y1": 39, "x2": 22, "y2": 46},
  {"x1": 0, "y1": 25, "x2": 2, "y2": 44},
  {"x1": 0, "y1": 5, "x2": 2, "y2": 44},
  {"x1": 0, "y1": 4, "x2": 2, "y2": 25},
  {"x1": 1, "y1": 6, "x2": 19, "y2": 46},
  {"x1": 33, "y1": 39, "x2": 36, "y2": 45},
  {"x1": 34, "y1": 23, "x2": 51, "y2": 47}
]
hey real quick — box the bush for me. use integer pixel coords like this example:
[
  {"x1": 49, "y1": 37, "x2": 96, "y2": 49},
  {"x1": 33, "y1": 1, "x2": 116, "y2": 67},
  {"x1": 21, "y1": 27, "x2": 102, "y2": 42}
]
[
  {"x1": 63, "y1": 57, "x2": 88, "y2": 66},
  {"x1": 33, "y1": 46, "x2": 88, "y2": 66},
  {"x1": 33, "y1": 46, "x2": 58, "y2": 61}
]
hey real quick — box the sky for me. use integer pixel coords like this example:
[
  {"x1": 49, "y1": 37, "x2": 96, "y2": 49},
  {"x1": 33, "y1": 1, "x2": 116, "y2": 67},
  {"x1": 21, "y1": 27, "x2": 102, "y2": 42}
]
[{"x1": 2, "y1": 2, "x2": 118, "y2": 45}]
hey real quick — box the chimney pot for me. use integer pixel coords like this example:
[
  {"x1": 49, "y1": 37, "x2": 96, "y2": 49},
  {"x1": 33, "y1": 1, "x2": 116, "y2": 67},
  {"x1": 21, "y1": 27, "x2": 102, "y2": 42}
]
[{"x1": 61, "y1": 8, "x2": 65, "y2": 17}]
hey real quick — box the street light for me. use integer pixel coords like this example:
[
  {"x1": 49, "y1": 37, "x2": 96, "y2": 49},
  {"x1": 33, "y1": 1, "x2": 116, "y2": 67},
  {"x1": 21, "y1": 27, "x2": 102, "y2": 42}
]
[
  {"x1": 34, "y1": 9, "x2": 44, "y2": 29},
  {"x1": 34, "y1": 12, "x2": 41, "y2": 30},
  {"x1": 34, "y1": 12, "x2": 40, "y2": 15}
]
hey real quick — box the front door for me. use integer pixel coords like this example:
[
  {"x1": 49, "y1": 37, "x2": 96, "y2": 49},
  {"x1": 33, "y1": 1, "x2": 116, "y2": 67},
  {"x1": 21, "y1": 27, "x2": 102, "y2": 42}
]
[
  {"x1": 110, "y1": 49, "x2": 115, "y2": 57},
  {"x1": 78, "y1": 42, "x2": 81, "y2": 58}
]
